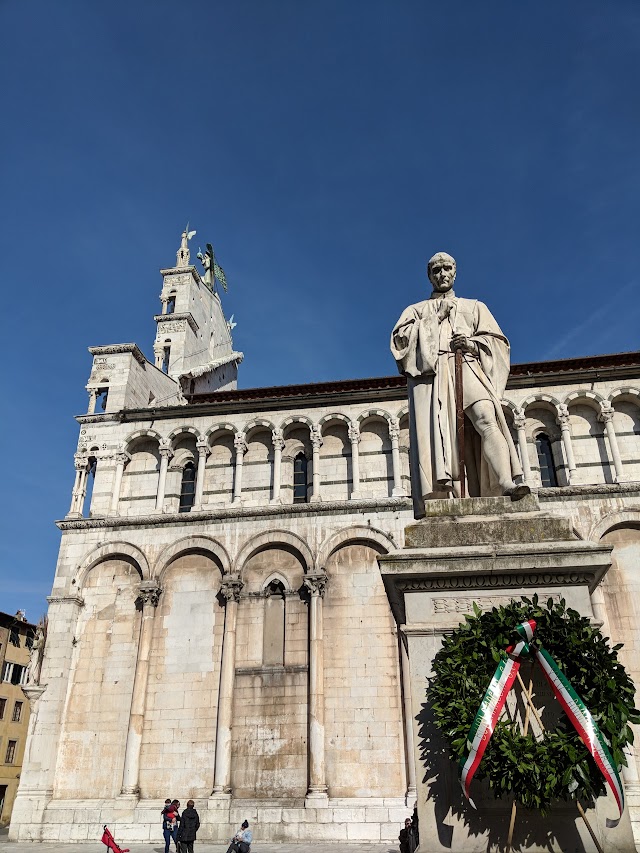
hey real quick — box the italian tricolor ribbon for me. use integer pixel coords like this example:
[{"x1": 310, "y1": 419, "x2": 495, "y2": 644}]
[{"x1": 459, "y1": 619, "x2": 624, "y2": 821}]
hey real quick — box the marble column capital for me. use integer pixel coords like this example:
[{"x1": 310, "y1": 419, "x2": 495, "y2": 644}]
[
  {"x1": 512, "y1": 409, "x2": 527, "y2": 430},
  {"x1": 598, "y1": 404, "x2": 615, "y2": 423},
  {"x1": 272, "y1": 429, "x2": 285, "y2": 451},
  {"x1": 137, "y1": 581, "x2": 162, "y2": 608},
  {"x1": 348, "y1": 422, "x2": 360, "y2": 444},
  {"x1": 555, "y1": 404, "x2": 570, "y2": 427},
  {"x1": 310, "y1": 427, "x2": 323, "y2": 450},
  {"x1": 196, "y1": 437, "x2": 211, "y2": 455},
  {"x1": 304, "y1": 570, "x2": 328, "y2": 598},
  {"x1": 234, "y1": 433, "x2": 247, "y2": 455},
  {"x1": 220, "y1": 574, "x2": 244, "y2": 603}
]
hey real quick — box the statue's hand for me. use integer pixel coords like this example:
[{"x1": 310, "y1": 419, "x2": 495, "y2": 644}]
[{"x1": 451, "y1": 334, "x2": 478, "y2": 355}]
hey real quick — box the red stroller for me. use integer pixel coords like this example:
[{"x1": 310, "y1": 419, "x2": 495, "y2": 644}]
[{"x1": 101, "y1": 826, "x2": 130, "y2": 853}]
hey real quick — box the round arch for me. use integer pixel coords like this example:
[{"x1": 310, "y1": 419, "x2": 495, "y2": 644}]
[
  {"x1": 124, "y1": 429, "x2": 163, "y2": 452},
  {"x1": 235, "y1": 529, "x2": 314, "y2": 576},
  {"x1": 280, "y1": 415, "x2": 315, "y2": 434},
  {"x1": 74, "y1": 541, "x2": 150, "y2": 589},
  {"x1": 244, "y1": 418, "x2": 276, "y2": 438},
  {"x1": 168, "y1": 425, "x2": 202, "y2": 443},
  {"x1": 589, "y1": 510, "x2": 640, "y2": 543},
  {"x1": 520, "y1": 393, "x2": 562, "y2": 413},
  {"x1": 154, "y1": 535, "x2": 231, "y2": 579},
  {"x1": 317, "y1": 524, "x2": 396, "y2": 568},
  {"x1": 318, "y1": 412, "x2": 350, "y2": 430},
  {"x1": 609, "y1": 388, "x2": 640, "y2": 407},
  {"x1": 357, "y1": 408, "x2": 392, "y2": 425},
  {"x1": 205, "y1": 423, "x2": 237, "y2": 440},
  {"x1": 563, "y1": 389, "x2": 606, "y2": 410}
]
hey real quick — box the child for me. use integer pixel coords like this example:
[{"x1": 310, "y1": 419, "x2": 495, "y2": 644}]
[{"x1": 162, "y1": 800, "x2": 180, "y2": 853}]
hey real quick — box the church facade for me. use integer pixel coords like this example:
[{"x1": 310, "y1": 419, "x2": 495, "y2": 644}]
[{"x1": 10, "y1": 237, "x2": 640, "y2": 846}]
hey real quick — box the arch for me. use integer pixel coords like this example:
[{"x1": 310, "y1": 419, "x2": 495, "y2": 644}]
[
  {"x1": 609, "y1": 387, "x2": 640, "y2": 407},
  {"x1": 154, "y1": 535, "x2": 231, "y2": 579},
  {"x1": 396, "y1": 405, "x2": 409, "y2": 421},
  {"x1": 280, "y1": 415, "x2": 315, "y2": 434},
  {"x1": 261, "y1": 572, "x2": 292, "y2": 592},
  {"x1": 168, "y1": 425, "x2": 201, "y2": 442},
  {"x1": 124, "y1": 428, "x2": 163, "y2": 452},
  {"x1": 317, "y1": 525, "x2": 396, "y2": 568},
  {"x1": 318, "y1": 412, "x2": 351, "y2": 430},
  {"x1": 357, "y1": 408, "x2": 392, "y2": 425},
  {"x1": 244, "y1": 418, "x2": 276, "y2": 438},
  {"x1": 75, "y1": 541, "x2": 150, "y2": 589},
  {"x1": 205, "y1": 422, "x2": 237, "y2": 439},
  {"x1": 563, "y1": 389, "x2": 607, "y2": 410},
  {"x1": 235, "y1": 529, "x2": 314, "y2": 575},
  {"x1": 501, "y1": 399, "x2": 519, "y2": 414},
  {"x1": 520, "y1": 393, "x2": 562, "y2": 413},
  {"x1": 589, "y1": 510, "x2": 640, "y2": 543}
]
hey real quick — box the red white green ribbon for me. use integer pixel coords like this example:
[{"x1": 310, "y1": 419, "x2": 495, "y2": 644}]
[{"x1": 459, "y1": 619, "x2": 624, "y2": 821}]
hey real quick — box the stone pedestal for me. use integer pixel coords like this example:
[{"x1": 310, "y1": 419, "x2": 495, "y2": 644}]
[{"x1": 379, "y1": 495, "x2": 636, "y2": 853}]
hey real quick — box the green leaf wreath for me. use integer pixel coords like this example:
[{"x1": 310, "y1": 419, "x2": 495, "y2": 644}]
[{"x1": 428, "y1": 596, "x2": 639, "y2": 812}]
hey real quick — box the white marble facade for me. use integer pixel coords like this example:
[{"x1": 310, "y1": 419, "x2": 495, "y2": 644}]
[{"x1": 10, "y1": 243, "x2": 640, "y2": 845}]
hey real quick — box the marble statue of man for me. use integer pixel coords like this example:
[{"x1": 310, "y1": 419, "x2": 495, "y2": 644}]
[{"x1": 391, "y1": 252, "x2": 529, "y2": 518}]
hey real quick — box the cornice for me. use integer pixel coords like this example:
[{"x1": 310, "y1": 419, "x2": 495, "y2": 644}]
[
  {"x1": 56, "y1": 496, "x2": 413, "y2": 531},
  {"x1": 538, "y1": 482, "x2": 640, "y2": 499},
  {"x1": 154, "y1": 312, "x2": 199, "y2": 333},
  {"x1": 88, "y1": 343, "x2": 146, "y2": 366},
  {"x1": 159, "y1": 266, "x2": 200, "y2": 283},
  {"x1": 75, "y1": 413, "x2": 121, "y2": 425}
]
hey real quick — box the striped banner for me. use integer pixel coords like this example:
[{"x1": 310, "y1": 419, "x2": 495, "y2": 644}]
[{"x1": 459, "y1": 619, "x2": 624, "y2": 822}]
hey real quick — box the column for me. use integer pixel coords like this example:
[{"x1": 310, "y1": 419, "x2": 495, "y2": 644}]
[
  {"x1": 310, "y1": 426, "x2": 322, "y2": 503},
  {"x1": 232, "y1": 433, "x2": 247, "y2": 503},
  {"x1": 193, "y1": 438, "x2": 210, "y2": 510},
  {"x1": 348, "y1": 422, "x2": 362, "y2": 499},
  {"x1": 120, "y1": 582, "x2": 162, "y2": 797},
  {"x1": 110, "y1": 451, "x2": 129, "y2": 515},
  {"x1": 154, "y1": 346, "x2": 163, "y2": 370},
  {"x1": 75, "y1": 456, "x2": 90, "y2": 516},
  {"x1": 271, "y1": 429, "x2": 285, "y2": 504},
  {"x1": 389, "y1": 417, "x2": 406, "y2": 497},
  {"x1": 67, "y1": 455, "x2": 86, "y2": 517},
  {"x1": 513, "y1": 409, "x2": 533, "y2": 486},
  {"x1": 599, "y1": 403, "x2": 624, "y2": 483},
  {"x1": 212, "y1": 574, "x2": 244, "y2": 796},
  {"x1": 555, "y1": 404, "x2": 576, "y2": 484},
  {"x1": 155, "y1": 441, "x2": 173, "y2": 512},
  {"x1": 87, "y1": 389, "x2": 97, "y2": 415},
  {"x1": 399, "y1": 634, "x2": 417, "y2": 804},
  {"x1": 303, "y1": 570, "x2": 328, "y2": 802}
]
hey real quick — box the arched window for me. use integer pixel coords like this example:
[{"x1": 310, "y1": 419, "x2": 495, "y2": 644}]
[
  {"x1": 536, "y1": 433, "x2": 558, "y2": 487},
  {"x1": 162, "y1": 341, "x2": 171, "y2": 374},
  {"x1": 166, "y1": 294, "x2": 176, "y2": 314},
  {"x1": 263, "y1": 580, "x2": 286, "y2": 666},
  {"x1": 179, "y1": 462, "x2": 196, "y2": 512},
  {"x1": 84, "y1": 455, "x2": 98, "y2": 516},
  {"x1": 293, "y1": 453, "x2": 308, "y2": 503},
  {"x1": 96, "y1": 388, "x2": 109, "y2": 412}
]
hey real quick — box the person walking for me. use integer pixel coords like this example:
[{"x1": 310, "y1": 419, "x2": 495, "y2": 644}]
[
  {"x1": 225, "y1": 819, "x2": 252, "y2": 853},
  {"x1": 176, "y1": 800, "x2": 199, "y2": 853}
]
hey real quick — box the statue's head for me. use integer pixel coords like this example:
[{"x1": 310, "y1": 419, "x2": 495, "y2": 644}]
[{"x1": 427, "y1": 252, "x2": 456, "y2": 292}]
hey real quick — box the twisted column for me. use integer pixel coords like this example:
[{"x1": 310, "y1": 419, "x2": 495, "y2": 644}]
[
  {"x1": 599, "y1": 404, "x2": 624, "y2": 483},
  {"x1": 389, "y1": 417, "x2": 406, "y2": 497},
  {"x1": 271, "y1": 429, "x2": 285, "y2": 503},
  {"x1": 121, "y1": 582, "x2": 162, "y2": 796},
  {"x1": 513, "y1": 409, "x2": 533, "y2": 486},
  {"x1": 155, "y1": 442, "x2": 173, "y2": 512},
  {"x1": 110, "y1": 451, "x2": 130, "y2": 515},
  {"x1": 212, "y1": 575, "x2": 244, "y2": 796},
  {"x1": 193, "y1": 438, "x2": 210, "y2": 509},
  {"x1": 348, "y1": 422, "x2": 362, "y2": 499},
  {"x1": 310, "y1": 427, "x2": 323, "y2": 503},
  {"x1": 556, "y1": 405, "x2": 576, "y2": 484},
  {"x1": 233, "y1": 433, "x2": 247, "y2": 503},
  {"x1": 304, "y1": 570, "x2": 328, "y2": 801}
]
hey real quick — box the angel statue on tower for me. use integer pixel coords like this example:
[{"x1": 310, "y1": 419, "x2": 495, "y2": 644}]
[{"x1": 391, "y1": 252, "x2": 529, "y2": 519}]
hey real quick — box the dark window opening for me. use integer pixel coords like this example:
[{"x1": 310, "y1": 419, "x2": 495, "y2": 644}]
[
  {"x1": 26, "y1": 631, "x2": 35, "y2": 650},
  {"x1": 167, "y1": 295, "x2": 176, "y2": 314},
  {"x1": 5, "y1": 740, "x2": 16, "y2": 764},
  {"x1": 84, "y1": 456, "x2": 97, "y2": 517},
  {"x1": 179, "y1": 462, "x2": 196, "y2": 513},
  {"x1": 0, "y1": 698, "x2": 6, "y2": 719},
  {"x1": 12, "y1": 701, "x2": 22, "y2": 722},
  {"x1": 536, "y1": 433, "x2": 559, "y2": 488},
  {"x1": 9, "y1": 629, "x2": 19, "y2": 647},
  {"x1": 162, "y1": 347, "x2": 171, "y2": 374},
  {"x1": 293, "y1": 453, "x2": 308, "y2": 503},
  {"x1": 96, "y1": 388, "x2": 109, "y2": 411}
]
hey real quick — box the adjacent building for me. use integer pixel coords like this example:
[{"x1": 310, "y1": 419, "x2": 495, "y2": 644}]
[
  {"x1": 0, "y1": 611, "x2": 35, "y2": 826},
  {"x1": 9, "y1": 234, "x2": 640, "y2": 845}
]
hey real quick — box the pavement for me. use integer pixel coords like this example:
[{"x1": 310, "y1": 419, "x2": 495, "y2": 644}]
[{"x1": 0, "y1": 845, "x2": 400, "y2": 853}]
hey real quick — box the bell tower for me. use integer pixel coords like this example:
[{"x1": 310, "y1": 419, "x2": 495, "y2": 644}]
[{"x1": 153, "y1": 227, "x2": 243, "y2": 395}]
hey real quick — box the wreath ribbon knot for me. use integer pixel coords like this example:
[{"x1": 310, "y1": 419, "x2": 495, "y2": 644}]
[{"x1": 459, "y1": 619, "x2": 624, "y2": 823}]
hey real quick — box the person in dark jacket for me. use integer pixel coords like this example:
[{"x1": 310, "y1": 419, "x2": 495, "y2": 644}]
[
  {"x1": 176, "y1": 800, "x2": 199, "y2": 853},
  {"x1": 399, "y1": 817, "x2": 418, "y2": 853}
]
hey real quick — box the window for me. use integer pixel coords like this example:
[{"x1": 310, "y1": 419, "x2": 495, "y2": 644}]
[
  {"x1": 9, "y1": 628, "x2": 19, "y2": 647},
  {"x1": 96, "y1": 388, "x2": 109, "y2": 411},
  {"x1": 263, "y1": 580, "x2": 286, "y2": 666},
  {"x1": 162, "y1": 345, "x2": 171, "y2": 374},
  {"x1": 12, "y1": 702, "x2": 22, "y2": 723},
  {"x1": 2, "y1": 663, "x2": 26, "y2": 686},
  {"x1": 166, "y1": 295, "x2": 176, "y2": 314},
  {"x1": 293, "y1": 453, "x2": 308, "y2": 503},
  {"x1": 0, "y1": 698, "x2": 6, "y2": 720},
  {"x1": 536, "y1": 433, "x2": 559, "y2": 488},
  {"x1": 179, "y1": 462, "x2": 196, "y2": 513},
  {"x1": 26, "y1": 630, "x2": 35, "y2": 650},
  {"x1": 5, "y1": 740, "x2": 16, "y2": 765},
  {"x1": 1, "y1": 663, "x2": 11, "y2": 683}
]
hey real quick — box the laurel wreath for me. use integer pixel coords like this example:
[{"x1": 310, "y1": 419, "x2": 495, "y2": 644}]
[{"x1": 428, "y1": 596, "x2": 639, "y2": 812}]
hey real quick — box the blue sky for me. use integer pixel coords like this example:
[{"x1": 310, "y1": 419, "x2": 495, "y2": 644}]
[{"x1": 1, "y1": 0, "x2": 639, "y2": 619}]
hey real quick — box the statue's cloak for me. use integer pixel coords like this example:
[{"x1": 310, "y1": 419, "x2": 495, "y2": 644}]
[{"x1": 391, "y1": 293, "x2": 522, "y2": 518}]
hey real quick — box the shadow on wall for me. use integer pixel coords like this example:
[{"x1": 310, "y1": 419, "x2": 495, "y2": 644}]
[{"x1": 417, "y1": 698, "x2": 587, "y2": 852}]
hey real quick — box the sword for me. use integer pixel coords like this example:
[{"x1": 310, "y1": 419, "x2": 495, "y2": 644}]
[{"x1": 455, "y1": 347, "x2": 466, "y2": 498}]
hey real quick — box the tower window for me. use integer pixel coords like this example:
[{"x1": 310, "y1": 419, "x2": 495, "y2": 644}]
[
  {"x1": 293, "y1": 453, "x2": 309, "y2": 503},
  {"x1": 96, "y1": 388, "x2": 109, "y2": 411},
  {"x1": 162, "y1": 346, "x2": 171, "y2": 374},
  {"x1": 536, "y1": 433, "x2": 558, "y2": 488},
  {"x1": 179, "y1": 462, "x2": 196, "y2": 513},
  {"x1": 167, "y1": 295, "x2": 176, "y2": 314}
]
